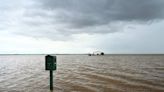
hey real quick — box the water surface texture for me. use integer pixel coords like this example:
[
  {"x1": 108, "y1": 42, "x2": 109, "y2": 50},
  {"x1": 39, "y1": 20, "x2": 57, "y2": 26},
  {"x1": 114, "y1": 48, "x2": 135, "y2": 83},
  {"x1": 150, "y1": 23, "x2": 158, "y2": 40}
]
[{"x1": 0, "y1": 55, "x2": 164, "y2": 92}]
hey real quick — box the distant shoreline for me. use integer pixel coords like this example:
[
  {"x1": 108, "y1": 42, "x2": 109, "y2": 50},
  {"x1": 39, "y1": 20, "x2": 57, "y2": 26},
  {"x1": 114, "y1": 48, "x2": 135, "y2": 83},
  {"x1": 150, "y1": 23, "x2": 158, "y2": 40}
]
[{"x1": 0, "y1": 54, "x2": 164, "y2": 55}]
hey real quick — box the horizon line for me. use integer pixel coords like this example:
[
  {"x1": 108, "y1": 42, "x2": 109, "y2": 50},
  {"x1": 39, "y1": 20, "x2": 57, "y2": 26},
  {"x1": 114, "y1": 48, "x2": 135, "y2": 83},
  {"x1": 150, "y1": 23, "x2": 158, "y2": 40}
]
[{"x1": 0, "y1": 53, "x2": 164, "y2": 55}]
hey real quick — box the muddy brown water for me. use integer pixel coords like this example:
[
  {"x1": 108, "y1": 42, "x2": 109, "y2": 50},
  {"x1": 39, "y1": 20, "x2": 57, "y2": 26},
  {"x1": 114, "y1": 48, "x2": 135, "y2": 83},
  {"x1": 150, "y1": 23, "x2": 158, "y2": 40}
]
[{"x1": 0, "y1": 55, "x2": 164, "y2": 92}]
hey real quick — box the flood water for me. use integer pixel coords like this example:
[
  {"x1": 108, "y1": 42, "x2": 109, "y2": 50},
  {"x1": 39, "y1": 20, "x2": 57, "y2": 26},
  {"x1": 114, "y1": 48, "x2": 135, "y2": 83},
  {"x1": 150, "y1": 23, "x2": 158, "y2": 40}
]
[{"x1": 0, "y1": 55, "x2": 164, "y2": 92}]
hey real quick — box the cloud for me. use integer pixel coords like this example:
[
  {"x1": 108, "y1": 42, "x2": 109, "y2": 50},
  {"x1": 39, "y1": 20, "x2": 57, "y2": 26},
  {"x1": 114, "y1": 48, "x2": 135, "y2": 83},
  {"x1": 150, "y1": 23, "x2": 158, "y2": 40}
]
[
  {"x1": 91, "y1": 21, "x2": 164, "y2": 53},
  {"x1": 1, "y1": 0, "x2": 164, "y2": 54},
  {"x1": 1, "y1": 0, "x2": 164, "y2": 41},
  {"x1": 36, "y1": 0, "x2": 164, "y2": 27}
]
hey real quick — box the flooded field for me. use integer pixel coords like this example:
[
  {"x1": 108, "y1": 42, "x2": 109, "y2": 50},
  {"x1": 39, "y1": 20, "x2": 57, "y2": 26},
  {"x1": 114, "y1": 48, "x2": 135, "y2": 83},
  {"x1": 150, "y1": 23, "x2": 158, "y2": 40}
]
[{"x1": 0, "y1": 55, "x2": 164, "y2": 92}]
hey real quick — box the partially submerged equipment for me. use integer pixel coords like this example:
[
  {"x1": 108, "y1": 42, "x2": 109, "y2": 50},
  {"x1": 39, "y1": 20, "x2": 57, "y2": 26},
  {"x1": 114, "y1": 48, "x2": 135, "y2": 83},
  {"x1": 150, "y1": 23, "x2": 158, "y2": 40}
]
[
  {"x1": 45, "y1": 55, "x2": 57, "y2": 90},
  {"x1": 88, "y1": 51, "x2": 104, "y2": 56}
]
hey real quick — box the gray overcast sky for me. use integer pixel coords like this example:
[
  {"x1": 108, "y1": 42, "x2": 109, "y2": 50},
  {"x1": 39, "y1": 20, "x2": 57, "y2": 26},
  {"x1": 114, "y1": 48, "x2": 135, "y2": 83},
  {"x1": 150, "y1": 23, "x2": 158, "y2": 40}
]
[{"x1": 0, "y1": 0, "x2": 164, "y2": 54}]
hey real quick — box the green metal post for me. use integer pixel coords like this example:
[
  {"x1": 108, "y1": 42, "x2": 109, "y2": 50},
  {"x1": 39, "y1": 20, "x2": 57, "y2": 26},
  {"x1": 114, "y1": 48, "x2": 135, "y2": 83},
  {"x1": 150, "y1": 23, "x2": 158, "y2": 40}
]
[{"x1": 50, "y1": 70, "x2": 53, "y2": 90}]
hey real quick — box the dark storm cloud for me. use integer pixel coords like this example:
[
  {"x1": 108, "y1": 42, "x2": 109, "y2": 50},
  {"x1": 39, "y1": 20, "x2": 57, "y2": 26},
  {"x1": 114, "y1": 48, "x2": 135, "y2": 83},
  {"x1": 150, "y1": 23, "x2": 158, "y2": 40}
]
[
  {"x1": 2, "y1": 0, "x2": 164, "y2": 41},
  {"x1": 1, "y1": 0, "x2": 164, "y2": 53},
  {"x1": 35, "y1": 0, "x2": 164, "y2": 28}
]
